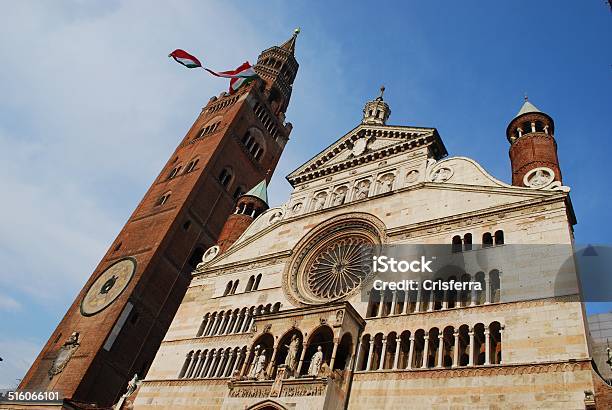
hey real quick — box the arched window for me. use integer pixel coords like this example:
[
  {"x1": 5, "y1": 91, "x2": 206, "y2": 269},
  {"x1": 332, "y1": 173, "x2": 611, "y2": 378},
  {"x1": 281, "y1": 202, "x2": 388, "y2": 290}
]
[
  {"x1": 474, "y1": 323, "x2": 486, "y2": 365},
  {"x1": 168, "y1": 165, "x2": 182, "y2": 179},
  {"x1": 358, "y1": 334, "x2": 371, "y2": 370},
  {"x1": 463, "y1": 233, "x2": 473, "y2": 251},
  {"x1": 240, "y1": 128, "x2": 265, "y2": 162},
  {"x1": 482, "y1": 232, "x2": 493, "y2": 248},
  {"x1": 223, "y1": 281, "x2": 233, "y2": 297},
  {"x1": 489, "y1": 321, "x2": 503, "y2": 364},
  {"x1": 185, "y1": 158, "x2": 199, "y2": 173},
  {"x1": 157, "y1": 192, "x2": 171, "y2": 206},
  {"x1": 245, "y1": 275, "x2": 255, "y2": 292},
  {"x1": 452, "y1": 235, "x2": 462, "y2": 253},
  {"x1": 494, "y1": 230, "x2": 504, "y2": 245},
  {"x1": 219, "y1": 167, "x2": 233, "y2": 188},
  {"x1": 230, "y1": 280, "x2": 239, "y2": 295},
  {"x1": 178, "y1": 351, "x2": 194, "y2": 378},
  {"x1": 272, "y1": 302, "x2": 281, "y2": 312},
  {"x1": 490, "y1": 270, "x2": 501, "y2": 303},
  {"x1": 253, "y1": 274, "x2": 262, "y2": 291}
]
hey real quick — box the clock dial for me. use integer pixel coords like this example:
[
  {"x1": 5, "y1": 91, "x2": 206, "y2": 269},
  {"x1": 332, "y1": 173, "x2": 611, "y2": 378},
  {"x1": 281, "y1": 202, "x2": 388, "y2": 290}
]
[{"x1": 80, "y1": 258, "x2": 136, "y2": 316}]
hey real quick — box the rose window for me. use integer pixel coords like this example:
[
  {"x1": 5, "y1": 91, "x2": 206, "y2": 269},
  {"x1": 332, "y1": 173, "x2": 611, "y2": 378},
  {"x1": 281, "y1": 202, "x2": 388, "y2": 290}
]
[{"x1": 305, "y1": 236, "x2": 373, "y2": 300}]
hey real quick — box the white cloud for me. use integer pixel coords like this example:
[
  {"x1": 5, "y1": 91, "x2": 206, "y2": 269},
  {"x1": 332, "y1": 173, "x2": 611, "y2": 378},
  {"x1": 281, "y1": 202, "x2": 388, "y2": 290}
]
[{"x1": 0, "y1": 294, "x2": 21, "y2": 312}]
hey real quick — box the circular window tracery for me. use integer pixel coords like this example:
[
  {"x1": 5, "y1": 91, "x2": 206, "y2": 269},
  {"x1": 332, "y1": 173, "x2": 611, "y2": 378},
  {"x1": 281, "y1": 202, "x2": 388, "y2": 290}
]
[
  {"x1": 305, "y1": 235, "x2": 373, "y2": 300},
  {"x1": 283, "y1": 214, "x2": 385, "y2": 306}
]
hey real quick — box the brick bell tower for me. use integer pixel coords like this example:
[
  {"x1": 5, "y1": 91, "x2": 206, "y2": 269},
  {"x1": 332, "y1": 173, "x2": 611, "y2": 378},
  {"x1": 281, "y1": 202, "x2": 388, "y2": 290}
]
[
  {"x1": 507, "y1": 97, "x2": 562, "y2": 187},
  {"x1": 19, "y1": 31, "x2": 299, "y2": 407}
]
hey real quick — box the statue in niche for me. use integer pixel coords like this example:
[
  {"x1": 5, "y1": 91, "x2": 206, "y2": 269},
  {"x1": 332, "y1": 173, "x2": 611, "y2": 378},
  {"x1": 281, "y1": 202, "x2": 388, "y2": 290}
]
[
  {"x1": 250, "y1": 348, "x2": 267, "y2": 380},
  {"x1": 123, "y1": 373, "x2": 140, "y2": 398},
  {"x1": 311, "y1": 193, "x2": 327, "y2": 211},
  {"x1": 48, "y1": 332, "x2": 80, "y2": 379},
  {"x1": 308, "y1": 346, "x2": 324, "y2": 376},
  {"x1": 378, "y1": 173, "x2": 395, "y2": 193},
  {"x1": 354, "y1": 180, "x2": 370, "y2": 200},
  {"x1": 284, "y1": 335, "x2": 301, "y2": 372},
  {"x1": 332, "y1": 187, "x2": 347, "y2": 206}
]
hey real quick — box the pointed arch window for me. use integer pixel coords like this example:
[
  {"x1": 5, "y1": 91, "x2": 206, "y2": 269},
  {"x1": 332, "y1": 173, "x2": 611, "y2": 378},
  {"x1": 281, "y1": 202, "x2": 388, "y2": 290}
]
[
  {"x1": 157, "y1": 192, "x2": 171, "y2": 206},
  {"x1": 185, "y1": 158, "x2": 199, "y2": 173},
  {"x1": 219, "y1": 168, "x2": 233, "y2": 189}
]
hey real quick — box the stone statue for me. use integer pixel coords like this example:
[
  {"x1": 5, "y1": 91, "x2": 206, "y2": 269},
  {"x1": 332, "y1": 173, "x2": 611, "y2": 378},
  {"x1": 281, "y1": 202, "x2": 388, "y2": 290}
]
[
  {"x1": 308, "y1": 346, "x2": 324, "y2": 376},
  {"x1": 332, "y1": 188, "x2": 347, "y2": 206},
  {"x1": 124, "y1": 373, "x2": 139, "y2": 397},
  {"x1": 284, "y1": 335, "x2": 301, "y2": 371},
  {"x1": 606, "y1": 346, "x2": 612, "y2": 370},
  {"x1": 48, "y1": 332, "x2": 80, "y2": 379},
  {"x1": 250, "y1": 348, "x2": 267, "y2": 379},
  {"x1": 355, "y1": 180, "x2": 370, "y2": 200}
]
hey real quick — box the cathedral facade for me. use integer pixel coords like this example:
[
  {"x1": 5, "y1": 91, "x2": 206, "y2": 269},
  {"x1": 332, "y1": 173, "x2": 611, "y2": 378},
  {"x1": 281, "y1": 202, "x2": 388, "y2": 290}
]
[{"x1": 131, "y1": 88, "x2": 612, "y2": 407}]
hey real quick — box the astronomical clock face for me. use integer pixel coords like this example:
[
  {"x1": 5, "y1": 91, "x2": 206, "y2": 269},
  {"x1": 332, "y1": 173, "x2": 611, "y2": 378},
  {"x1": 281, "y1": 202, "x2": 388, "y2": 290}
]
[{"x1": 80, "y1": 258, "x2": 136, "y2": 316}]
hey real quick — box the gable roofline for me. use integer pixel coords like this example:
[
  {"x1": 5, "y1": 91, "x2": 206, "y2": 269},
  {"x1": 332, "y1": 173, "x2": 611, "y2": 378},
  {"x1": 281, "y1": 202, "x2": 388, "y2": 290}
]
[{"x1": 286, "y1": 123, "x2": 447, "y2": 186}]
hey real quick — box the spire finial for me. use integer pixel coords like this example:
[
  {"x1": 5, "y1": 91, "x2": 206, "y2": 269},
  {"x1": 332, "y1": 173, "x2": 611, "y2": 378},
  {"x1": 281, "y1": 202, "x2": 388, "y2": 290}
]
[
  {"x1": 379, "y1": 85, "x2": 385, "y2": 100},
  {"x1": 294, "y1": 27, "x2": 301, "y2": 36},
  {"x1": 524, "y1": 93, "x2": 528, "y2": 102}
]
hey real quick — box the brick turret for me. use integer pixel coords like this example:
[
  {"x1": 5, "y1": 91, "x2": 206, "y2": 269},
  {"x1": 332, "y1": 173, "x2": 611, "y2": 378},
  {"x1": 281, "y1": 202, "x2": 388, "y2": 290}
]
[
  {"x1": 507, "y1": 98, "x2": 562, "y2": 187},
  {"x1": 217, "y1": 179, "x2": 269, "y2": 252}
]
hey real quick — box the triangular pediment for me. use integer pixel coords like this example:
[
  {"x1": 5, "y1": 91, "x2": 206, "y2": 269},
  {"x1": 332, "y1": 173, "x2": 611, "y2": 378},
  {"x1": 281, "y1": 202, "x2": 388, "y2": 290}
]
[{"x1": 286, "y1": 124, "x2": 447, "y2": 185}]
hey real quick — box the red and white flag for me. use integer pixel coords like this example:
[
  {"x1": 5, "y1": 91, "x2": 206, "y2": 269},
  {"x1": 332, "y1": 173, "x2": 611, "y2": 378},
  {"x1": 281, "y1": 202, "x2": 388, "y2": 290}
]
[{"x1": 169, "y1": 49, "x2": 258, "y2": 94}]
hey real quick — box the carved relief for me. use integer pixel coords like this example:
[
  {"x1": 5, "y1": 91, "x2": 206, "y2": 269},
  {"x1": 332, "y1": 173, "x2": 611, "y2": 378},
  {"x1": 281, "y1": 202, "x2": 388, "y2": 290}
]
[
  {"x1": 405, "y1": 169, "x2": 419, "y2": 184},
  {"x1": 199, "y1": 246, "x2": 220, "y2": 266},
  {"x1": 431, "y1": 166, "x2": 453, "y2": 182},
  {"x1": 310, "y1": 191, "x2": 328, "y2": 211},
  {"x1": 523, "y1": 167, "x2": 555, "y2": 188},
  {"x1": 377, "y1": 172, "x2": 395, "y2": 194},
  {"x1": 291, "y1": 202, "x2": 303, "y2": 214},
  {"x1": 353, "y1": 179, "x2": 371, "y2": 200},
  {"x1": 331, "y1": 186, "x2": 348, "y2": 206},
  {"x1": 49, "y1": 332, "x2": 80, "y2": 378},
  {"x1": 268, "y1": 209, "x2": 284, "y2": 225}
]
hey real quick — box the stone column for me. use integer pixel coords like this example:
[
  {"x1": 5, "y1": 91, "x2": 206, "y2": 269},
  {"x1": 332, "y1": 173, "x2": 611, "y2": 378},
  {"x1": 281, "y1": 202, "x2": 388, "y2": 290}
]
[
  {"x1": 225, "y1": 313, "x2": 236, "y2": 335},
  {"x1": 231, "y1": 350, "x2": 243, "y2": 376},
  {"x1": 415, "y1": 287, "x2": 422, "y2": 312},
  {"x1": 208, "y1": 351, "x2": 222, "y2": 378},
  {"x1": 485, "y1": 275, "x2": 491, "y2": 304},
  {"x1": 422, "y1": 336, "x2": 430, "y2": 368},
  {"x1": 204, "y1": 315, "x2": 216, "y2": 336},
  {"x1": 499, "y1": 326, "x2": 504, "y2": 364},
  {"x1": 442, "y1": 289, "x2": 448, "y2": 310},
  {"x1": 378, "y1": 337, "x2": 387, "y2": 370},
  {"x1": 402, "y1": 293, "x2": 409, "y2": 315},
  {"x1": 453, "y1": 331, "x2": 460, "y2": 368},
  {"x1": 242, "y1": 312, "x2": 252, "y2": 333},
  {"x1": 239, "y1": 347, "x2": 253, "y2": 377},
  {"x1": 407, "y1": 337, "x2": 415, "y2": 369},
  {"x1": 377, "y1": 290, "x2": 385, "y2": 317},
  {"x1": 295, "y1": 345, "x2": 308, "y2": 376},
  {"x1": 267, "y1": 345, "x2": 279, "y2": 376},
  {"x1": 470, "y1": 287, "x2": 477, "y2": 307},
  {"x1": 485, "y1": 327, "x2": 491, "y2": 365},
  {"x1": 437, "y1": 334, "x2": 444, "y2": 368},
  {"x1": 232, "y1": 313, "x2": 243, "y2": 334},
  {"x1": 390, "y1": 291, "x2": 397, "y2": 315},
  {"x1": 216, "y1": 351, "x2": 228, "y2": 378},
  {"x1": 354, "y1": 340, "x2": 363, "y2": 370},
  {"x1": 427, "y1": 291, "x2": 434, "y2": 312},
  {"x1": 200, "y1": 351, "x2": 212, "y2": 378},
  {"x1": 468, "y1": 330, "x2": 475, "y2": 366},
  {"x1": 211, "y1": 313, "x2": 223, "y2": 335},
  {"x1": 186, "y1": 352, "x2": 199, "y2": 378},
  {"x1": 366, "y1": 341, "x2": 375, "y2": 371},
  {"x1": 392, "y1": 337, "x2": 401, "y2": 370},
  {"x1": 329, "y1": 339, "x2": 340, "y2": 371}
]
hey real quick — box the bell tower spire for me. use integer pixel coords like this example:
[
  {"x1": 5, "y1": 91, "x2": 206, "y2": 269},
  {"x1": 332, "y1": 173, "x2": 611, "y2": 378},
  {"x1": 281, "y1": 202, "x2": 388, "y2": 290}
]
[{"x1": 254, "y1": 29, "x2": 300, "y2": 116}]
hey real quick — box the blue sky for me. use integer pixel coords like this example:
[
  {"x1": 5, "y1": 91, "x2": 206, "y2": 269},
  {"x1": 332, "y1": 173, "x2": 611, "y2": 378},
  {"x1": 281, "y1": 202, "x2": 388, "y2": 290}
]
[{"x1": 0, "y1": 1, "x2": 610, "y2": 388}]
